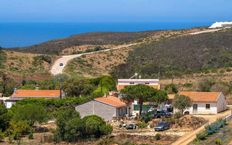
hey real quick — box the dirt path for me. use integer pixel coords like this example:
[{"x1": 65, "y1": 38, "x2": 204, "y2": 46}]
[
  {"x1": 189, "y1": 28, "x2": 221, "y2": 35},
  {"x1": 171, "y1": 110, "x2": 231, "y2": 145},
  {"x1": 50, "y1": 43, "x2": 139, "y2": 75}
]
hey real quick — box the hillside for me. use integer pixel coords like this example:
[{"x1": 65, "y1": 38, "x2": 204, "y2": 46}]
[
  {"x1": 112, "y1": 29, "x2": 232, "y2": 78},
  {"x1": 13, "y1": 31, "x2": 158, "y2": 55},
  {"x1": 0, "y1": 50, "x2": 54, "y2": 82}
]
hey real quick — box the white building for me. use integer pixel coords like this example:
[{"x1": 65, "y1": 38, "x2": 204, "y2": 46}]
[
  {"x1": 176, "y1": 92, "x2": 227, "y2": 115},
  {"x1": 209, "y1": 21, "x2": 232, "y2": 29},
  {"x1": 117, "y1": 79, "x2": 160, "y2": 91}
]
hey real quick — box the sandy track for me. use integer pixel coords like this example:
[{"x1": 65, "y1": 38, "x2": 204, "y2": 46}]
[{"x1": 50, "y1": 43, "x2": 139, "y2": 75}]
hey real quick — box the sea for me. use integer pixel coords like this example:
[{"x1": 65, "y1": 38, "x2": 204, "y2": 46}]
[{"x1": 0, "y1": 22, "x2": 212, "y2": 48}]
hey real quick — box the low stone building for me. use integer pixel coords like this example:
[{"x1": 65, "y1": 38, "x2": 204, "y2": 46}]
[{"x1": 75, "y1": 96, "x2": 128, "y2": 121}]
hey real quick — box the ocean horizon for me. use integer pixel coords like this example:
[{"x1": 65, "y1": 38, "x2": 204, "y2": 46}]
[{"x1": 0, "y1": 22, "x2": 212, "y2": 48}]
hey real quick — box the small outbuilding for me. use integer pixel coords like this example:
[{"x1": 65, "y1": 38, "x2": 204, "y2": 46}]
[
  {"x1": 75, "y1": 96, "x2": 128, "y2": 121},
  {"x1": 174, "y1": 91, "x2": 227, "y2": 115}
]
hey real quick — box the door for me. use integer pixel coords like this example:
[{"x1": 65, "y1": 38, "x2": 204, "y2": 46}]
[{"x1": 193, "y1": 104, "x2": 198, "y2": 114}]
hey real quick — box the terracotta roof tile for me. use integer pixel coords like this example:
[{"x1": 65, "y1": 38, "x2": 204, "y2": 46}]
[
  {"x1": 179, "y1": 91, "x2": 222, "y2": 102},
  {"x1": 11, "y1": 90, "x2": 61, "y2": 98},
  {"x1": 94, "y1": 96, "x2": 126, "y2": 108}
]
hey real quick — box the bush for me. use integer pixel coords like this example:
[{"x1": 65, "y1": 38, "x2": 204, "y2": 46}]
[
  {"x1": 28, "y1": 132, "x2": 34, "y2": 139},
  {"x1": 215, "y1": 138, "x2": 222, "y2": 145},
  {"x1": 196, "y1": 132, "x2": 207, "y2": 140},
  {"x1": 173, "y1": 112, "x2": 182, "y2": 119},
  {"x1": 137, "y1": 121, "x2": 148, "y2": 129},
  {"x1": 154, "y1": 133, "x2": 161, "y2": 140}
]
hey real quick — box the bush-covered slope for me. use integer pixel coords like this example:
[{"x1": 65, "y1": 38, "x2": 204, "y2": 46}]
[
  {"x1": 0, "y1": 48, "x2": 6, "y2": 69},
  {"x1": 112, "y1": 29, "x2": 232, "y2": 78},
  {"x1": 14, "y1": 31, "x2": 157, "y2": 55}
]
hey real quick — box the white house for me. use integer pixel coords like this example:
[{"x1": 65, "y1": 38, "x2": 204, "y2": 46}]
[{"x1": 177, "y1": 91, "x2": 227, "y2": 115}]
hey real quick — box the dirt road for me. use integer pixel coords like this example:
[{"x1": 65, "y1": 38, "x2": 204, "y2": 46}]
[
  {"x1": 189, "y1": 28, "x2": 221, "y2": 35},
  {"x1": 50, "y1": 43, "x2": 138, "y2": 75}
]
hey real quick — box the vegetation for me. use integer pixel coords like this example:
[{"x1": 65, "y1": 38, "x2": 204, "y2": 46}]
[
  {"x1": 11, "y1": 104, "x2": 48, "y2": 126},
  {"x1": 165, "y1": 84, "x2": 178, "y2": 94},
  {"x1": 121, "y1": 84, "x2": 167, "y2": 116},
  {"x1": 112, "y1": 30, "x2": 232, "y2": 78},
  {"x1": 0, "y1": 72, "x2": 17, "y2": 97},
  {"x1": 0, "y1": 48, "x2": 6, "y2": 68},
  {"x1": 15, "y1": 32, "x2": 156, "y2": 54},
  {"x1": 195, "y1": 119, "x2": 227, "y2": 142},
  {"x1": 172, "y1": 95, "x2": 192, "y2": 114},
  {"x1": 54, "y1": 109, "x2": 112, "y2": 142}
]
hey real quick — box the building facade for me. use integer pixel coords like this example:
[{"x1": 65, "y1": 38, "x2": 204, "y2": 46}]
[
  {"x1": 117, "y1": 79, "x2": 160, "y2": 91},
  {"x1": 177, "y1": 92, "x2": 227, "y2": 114},
  {"x1": 75, "y1": 96, "x2": 128, "y2": 121}
]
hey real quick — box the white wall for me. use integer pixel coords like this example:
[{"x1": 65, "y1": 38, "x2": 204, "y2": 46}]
[
  {"x1": 184, "y1": 102, "x2": 217, "y2": 114},
  {"x1": 216, "y1": 93, "x2": 227, "y2": 113}
]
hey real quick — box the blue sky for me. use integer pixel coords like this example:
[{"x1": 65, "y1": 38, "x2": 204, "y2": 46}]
[{"x1": 0, "y1": 0, "x2": 232, "y2": 22}]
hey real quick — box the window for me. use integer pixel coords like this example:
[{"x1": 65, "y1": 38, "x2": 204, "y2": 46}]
[
  {"x1": 129, "y1": 82, "x2": 135, "y2": 84},
  {"x1": 206, "y1": 104, "x2": 210, "y2": 109},
  {"x1": 145, "y1": 82, "x2": 150, "y2": 84}
]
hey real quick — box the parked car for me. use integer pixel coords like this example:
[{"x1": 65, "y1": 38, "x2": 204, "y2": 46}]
[
  {"x1": 126, "y1": 124, "x2": 137, "y2": 130},
  {"x1": 153, "y1": 110, "x2": 172, "y2": 118},
  {"x1": 154, "y1": 122, "x2": 170, "y2": 131}
]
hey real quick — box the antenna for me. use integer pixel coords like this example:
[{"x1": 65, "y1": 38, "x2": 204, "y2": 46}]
[{"x1": 129, "y1": 73, "x2": 138, "y2": 79}]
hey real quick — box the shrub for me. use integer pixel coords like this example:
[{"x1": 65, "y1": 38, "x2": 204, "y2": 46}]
[
  {"x1": 215, "y1": 138, "x2": 222, "y2": 145},
  {"x1": 196, "y1": 132, "x2": 207, "y2": 140},
  {"x1": 137, "y1": 121, "x2": 148, "y2": 129},
  {"x1": 28, "y1": 132, "x2": 34, "y2": 139},
  {"x1": 154, "y1": 133, "x2": 161, "y2": 140},
  {"x1": 173, "y1": 112, "x2": 182, "y2": 119}
]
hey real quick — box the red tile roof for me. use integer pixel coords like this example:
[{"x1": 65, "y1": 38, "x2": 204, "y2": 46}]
[
  {"x1": 11, "y1": 90, "x2": 61, "y2": 98},
  {"x1": 179, "y1": 91, "x2": 222, "y2": 102},
  {"x1": 94, "y1": 96, "x2": 126, "y2": 108}
]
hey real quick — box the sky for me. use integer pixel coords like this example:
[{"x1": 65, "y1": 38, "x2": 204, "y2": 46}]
[{"x1": 0, "y1": 0, "x2": 232, "y2": 23}]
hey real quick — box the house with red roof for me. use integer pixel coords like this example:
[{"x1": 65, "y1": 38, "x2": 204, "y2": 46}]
[
  {"x1": 5, "y1": 89, "x2": 63, "y2": 108},
  {"x1": 171, "y1": 91, "x2": 227, "y2": 114},
  {"x1": 75, "y1": 96, "x2": 129, "y2": 121}
]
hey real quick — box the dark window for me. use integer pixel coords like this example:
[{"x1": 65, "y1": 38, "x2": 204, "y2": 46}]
[
  {"x1": 206, "y1": 104, "x2": 210, "y2": 109},
  {"x1": 145, "y1": 82, "x2": 150, "y2": 84},
  {"x1": 130, "y1": 82, "x2": 134, "y2": 84}
]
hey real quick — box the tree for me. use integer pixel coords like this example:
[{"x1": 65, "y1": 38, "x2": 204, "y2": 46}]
[
  {"x1": 121, "y1": 84, "x2": 157, "y2": 116},
  {"x1": 164, "y1": 84, "x2": 178, "y2": 94},
  {"x1": 198, "y1": 78, "x2": 215, "y2": 92},
  {"x1": 55, "y1": 108, "x2": 80, "y2": 141},
  {"x1": 0, "y1": 72, "x2": 17, "y2": 97},
  {"x1": 0, "y1": 104, "x2": 11, "y2": 131},
  {"x1": 12, "y1": 104, "x2": 48, "y2": 126},
  {"x1": 6, "y1": 120, "x2": 31, "y2": 141},
  {"x1": 150, "y1": 90, "x2": 168, "y2": 104},
  {"x1": 172, "y1": 95, "x2": 192, "y2": 114},
  {"x1": 63, "y1": 78, "x2": 94, "y2": 97},
  {"x1": 81, "y1": 115, "x2": 112, "y2": 138}
]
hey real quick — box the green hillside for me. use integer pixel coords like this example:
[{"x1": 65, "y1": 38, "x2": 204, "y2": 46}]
[{"x1": 112, "y1": 29, "x2": 232, "y2": 78}]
